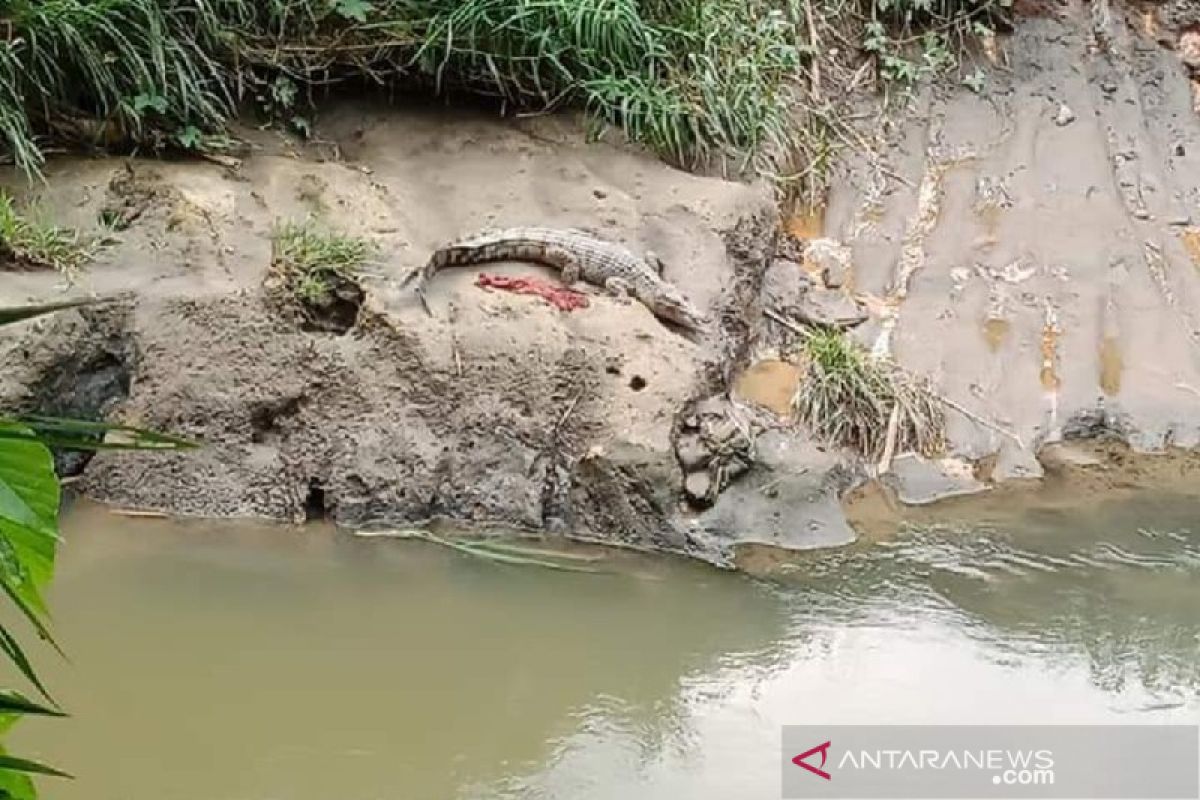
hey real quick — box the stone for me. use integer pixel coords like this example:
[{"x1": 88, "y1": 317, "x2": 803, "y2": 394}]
[
  {"x1": 694, "y1": 431, "x2": 859, "y2": 552},
  {"x1": 888, "y1": 454, "x2": 989, "y2": 505},
  {"x1": 675, "y1": 435, "x2": 710, "y2": 471},
  {"x1": 792, "y1": 287, "x2": 868, "y2": 329},
  {"x1": 1054, "y1": 103, "x2": 1076, "y2": 126},
  {"x1": 804, "y1": 237, "x2": 853, "y2": 288},
  {"x1": 760, "y1": 257, "x2": 812, "y2": 315},
  {"x1": 1180, "y1": 29, "x2": 1200, "y2": 71},
  {"x1": 684, "y1": 470, "x2": 713, "y2": 502},
  {"x1": 991, "y1": 442, "x2": 1045, "y2": 481}
]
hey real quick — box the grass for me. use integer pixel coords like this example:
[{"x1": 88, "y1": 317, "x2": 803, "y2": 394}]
[
  {"x1": 270, "y1": 219, "x2": 373, "y2": 309},
  {"x1": 0, "y1": 0, "x2": 232, "y2": 173},
  {"x1": 792, "y1": 326, "x2": 944, "y2": 460},
  {"x1": 0, "y1": 0, "x2": 1004, "y2": 199},
  {"x1": 0, "y1": 193, "x2": 93, "y2": 276},
  {"x1": 0, "y1": 0, "x2": 807, "y2": 177}
]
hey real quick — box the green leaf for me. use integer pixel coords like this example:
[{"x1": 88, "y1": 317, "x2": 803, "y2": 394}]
[
  {"x1": 0, "y1": 424, "x2": 58, "y2": 619},
  {"x1": 0, "y1": 692, "x2": 62, "y2": 719},
  {"x1": 0, "y1": 417, "x2": 197, "y2": 452},
  {"x1": 175, "y1": 126, "x2": 203, "y2": 150},
  {"x1": 0, "y1": 428, "x2": 57, "y2": 539},
  {"x1": 0, "y1": 747, "x2": 36, "y2": 800},
  {"x1": 131, "y1": 93, "x2": 168, "y2": 115},
  {"x1": 332, "y1": 0, "x2": 374, "y2": 23},
  {"x1": 0, "y1": 625, "x2": 52, "y2": 701},
  {"x1": 0, "y1": 300, "x2": 95, "y2": 327},
  {"x1": 0, "y1": 755, "x2": 71, "y2": 779},
  {"x1": 0, "y1": 580, "x2": 60, "y2": 658}
]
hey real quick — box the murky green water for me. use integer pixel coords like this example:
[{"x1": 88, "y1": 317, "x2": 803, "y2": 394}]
[{"x1": 12, "y1": 495, "x2": 1200, "y2": 799}]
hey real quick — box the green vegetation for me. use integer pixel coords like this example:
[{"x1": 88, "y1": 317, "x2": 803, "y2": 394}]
[
  {"x1": 270, "y1": 220, "x2": 373, "y2": 309},
  {"x1": 863, "y1": 0, "x2": 1007, "y2": 91},
  {"x1": 0, "y1": 195, "x2": 93, "y2": 276},
  {"x1": 0, "y1": 0, "x2": 804, "y2": 174},
  {"x1": 793, "y1": 326, "x2": 944, "y2": 459},
  {"x1": 0, "y1": 0, "x2": 232, "y2": 173},
  {"x1": 0, "y1": 299, "x2": 195, "y2": 799},
  {"x1": 0, "y1": 0, "x2": 1005, "y2": 197}
]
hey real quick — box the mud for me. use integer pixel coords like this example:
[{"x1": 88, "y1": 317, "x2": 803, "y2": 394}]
[
  {"x1": 844, "y1": 438, "x2": 1200, "y2": 540},
  {"x1": 0, "y1": 107, "x2": 783, "y2": 565},
  {"x1": 5, "y1": 1, "x2": 1200, "y2": 565},
  {"x1": 821, "y1": 0, "x2": 1200, "y2": 478}
]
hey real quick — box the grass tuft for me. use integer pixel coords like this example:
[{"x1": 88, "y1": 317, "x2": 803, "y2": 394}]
[
  {"x1": 0, "y1": 193, "x2": 93, "y2": 276},
  {"x1": 793, "y1": 327, "x2": 945, "y2": 460},
  {"x1": 270, "y1": 220, "x2": 373, "y2": 309}
]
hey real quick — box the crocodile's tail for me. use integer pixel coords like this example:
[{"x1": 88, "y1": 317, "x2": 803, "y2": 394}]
[
  {"x1": 400, "y1": 253, "x2": 453, "y2": 316},
  {"x1": 405, "y1": 236, "x2": 529, "y2": 314}
]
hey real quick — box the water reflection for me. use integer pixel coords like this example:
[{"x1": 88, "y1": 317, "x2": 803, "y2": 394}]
[{"x1": 13, "y1": 493, "x2": 1200, "y2": 799}]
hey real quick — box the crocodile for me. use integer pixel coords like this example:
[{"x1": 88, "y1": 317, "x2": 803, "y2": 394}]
[{"x1": 403, "y1": 227, "x2": 708, "y2": 330}]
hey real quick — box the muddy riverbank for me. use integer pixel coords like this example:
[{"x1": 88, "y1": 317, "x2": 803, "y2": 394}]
[{"x1": 3, "y1": 0, "x2": 1200, "y2": 566}]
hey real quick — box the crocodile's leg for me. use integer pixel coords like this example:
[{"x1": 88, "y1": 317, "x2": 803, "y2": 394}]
[
  {"x1": 604, "y1": 276, "x2": 633, "y2": 304},
  {"x1": 560, "y1": 259, "x2": 582, "y2": 286},
  {"x1": 646, "y1": 251, "x2": 665, "y2": 276}
]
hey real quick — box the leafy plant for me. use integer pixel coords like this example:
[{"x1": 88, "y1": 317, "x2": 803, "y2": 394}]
[
  {"x1": 792, "y1": 326, "x2": 944, "y2": 459},
  {"x1": 0, "y1": 299, "x2": 196, "y2": 798},
  {"x1": 0, "y1": 195, "x2": 94, "y2": 277},
  {"x1": 0, "y1": 0, "x2": 234, "y2": 173},
  {"x1": 331, "y1": 0, "x2": 374, "y2": 24},
  {"x1": 0, "y1": 0, "x2": 809, "y2": 176},
  {"x1": 270, "y1": 220, "x2": 373, "y2": 309}
]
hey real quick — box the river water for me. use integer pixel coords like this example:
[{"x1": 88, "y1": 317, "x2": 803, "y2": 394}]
[{"x1": 12, "y1": 495, "x2": 1200, "y2": 799}]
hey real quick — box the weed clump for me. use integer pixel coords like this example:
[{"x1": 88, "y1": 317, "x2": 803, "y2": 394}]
[
  {"x1": 793, "y1": 326, "x2": 944, "y2": 459},
  {"x1": 0, "y1": 0, "x2": 1005, "y2": 199},
  {"x1": 0, "y1": 193, "x2": 93, "y2": 276},
  {"x1": 0, "y1": 0, "x2": 804, "y2": 176},
  {"x1": 268, "y1": 220, "x2": 374, "y2": 334}
]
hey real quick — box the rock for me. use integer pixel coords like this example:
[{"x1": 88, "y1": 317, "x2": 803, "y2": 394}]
[
  {"x1": 694, "y1": 431, "x2": 859, "y2": 555},
  {"x1": 673, "y1": 395, "x2": 763, "y2": 508},
  {"x1": 792, "y1": 287, "x2": 868, "y2": 329},
  {"x1": 1039, "y1": 442, "x2": 1106, "y2": 470},
  {"x1": 991, "y1": 442, "x2": 1045, "y2": 481},
  {"x1": 675, "y1": 434, "x2": 710, "y2": 471},
  {"x1": 760, "y1": 257, "x2": 812, "y2": 315},
  {"x1": 804, "y1": 237, "x2": 853, "y2": 288},
  {"x1": 1054, "y1": 103, "x2": 1076, "y2": 126},
  {"x1": 1180, "y1": 29, "x2": 1200, "y2": 71},
  {"x1": 887, "y1": 454, "x2": 988, "y2": 505},
  {"x1": 684, "y1": 470, "x2": 713, "y2": 502},
  {"x1": 775, "y1": 232, "x2": 805, "y2": 262}
]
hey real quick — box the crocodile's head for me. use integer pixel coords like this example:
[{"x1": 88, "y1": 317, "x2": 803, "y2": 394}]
[{"x1": 650, "y1": 288, "x2": 708, "y2": 331}]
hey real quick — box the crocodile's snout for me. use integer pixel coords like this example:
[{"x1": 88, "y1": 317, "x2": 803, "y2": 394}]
[{"x1": 652, "y1": 293, "x2": 707, "y2": 330}]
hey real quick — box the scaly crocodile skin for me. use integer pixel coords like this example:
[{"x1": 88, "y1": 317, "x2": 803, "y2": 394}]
[{"x1": 406, "y1": 227, "x2": 706, "y2": 330}]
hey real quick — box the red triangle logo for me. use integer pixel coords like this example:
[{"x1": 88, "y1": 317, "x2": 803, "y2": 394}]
[{"x1": 792, "y1": 740, "x2": 832, "y2": 780}]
